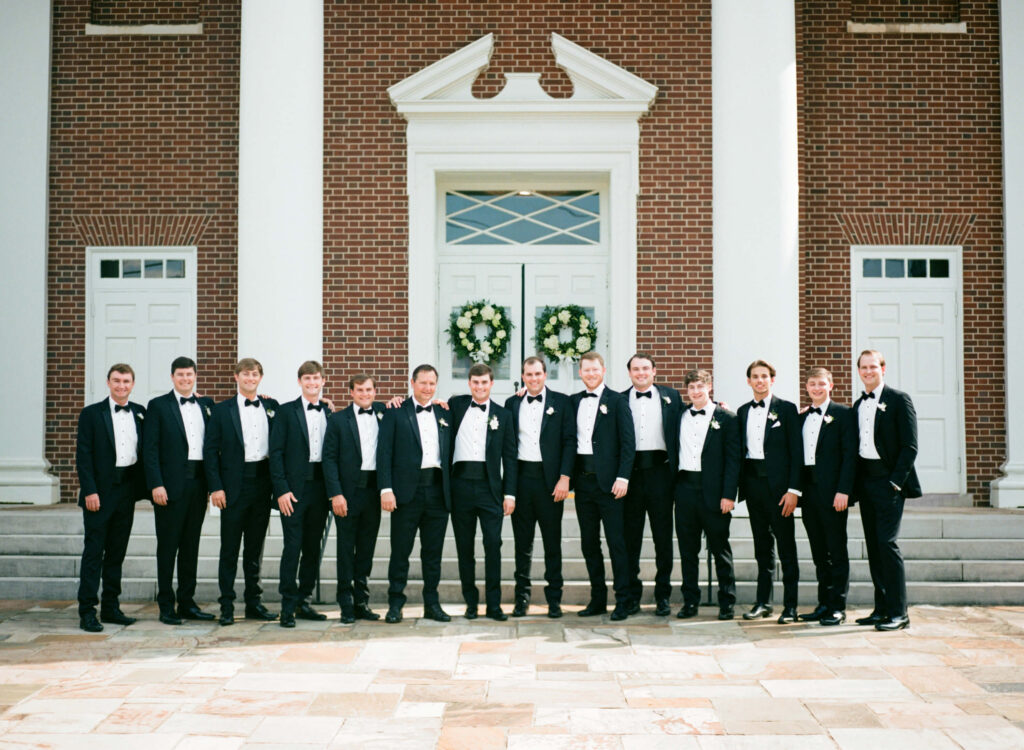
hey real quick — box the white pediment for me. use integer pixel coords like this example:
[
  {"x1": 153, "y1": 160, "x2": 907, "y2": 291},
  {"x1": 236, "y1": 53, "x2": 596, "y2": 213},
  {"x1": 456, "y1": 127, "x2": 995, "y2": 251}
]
[{"x1": 388, "y1": 33, "x2": 657, "y2": 115}]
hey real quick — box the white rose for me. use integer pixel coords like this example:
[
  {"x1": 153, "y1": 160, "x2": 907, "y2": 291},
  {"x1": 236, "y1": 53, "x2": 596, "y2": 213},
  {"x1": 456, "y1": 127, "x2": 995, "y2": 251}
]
[
  {"x1": 471, "y1": 308, "x2": 479, "y2": 316},
  {"x1": 481, "y1": 341, "x2": 493, "y2": 354},
  {"x1": 491, "y1": 338, "x2": 500, "y2": 347},
  {"x1": 544, "y1": 335, "x2": 560, "y2": 349},
  {"x1": 496, "y1": 329, "x2": 506, "y2": 339},
  {"x1": 481, "y1": 305, "x2": 495, "y2": 321},
  {"x1": 545, "y1": 324, "x2": 553, "y2": 333},
  {"x1": 575, "y1": 336, "x2": 591, "y2": 352},
  {"x1": 459, "y1": 331, "x2": 467, "y2": 340},
  {"x1": 579, "y1": 318, "x2": 589, "y2": 331},
  {"x1": 466, "y1": 342, "x2": 474, "y2": 350},
  {"x1": 549, "y1": 316, "x2": 557, "y2": 325},
  {"x1": 493, "y1": 312, "x2": 501, "y2": 323},
  {"x1": 456, "y1": 316, "x2": 471, "y2": 330},
  {"x1": 558, "y1": 309, "x2": 571, "y2": 324}
]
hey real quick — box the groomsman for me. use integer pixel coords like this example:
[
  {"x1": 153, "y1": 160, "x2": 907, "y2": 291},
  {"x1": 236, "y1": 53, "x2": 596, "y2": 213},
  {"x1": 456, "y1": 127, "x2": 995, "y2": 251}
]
[
  {"x1": 377, "y1": 364, "x2": 453, "y2": 624},
  {"x1": 674, "y1": 369, "x2": 740, "y2": 620},
  {"x1": 269, "y1": 360, "x2": 332, "y2": 628},
  {"x1": 75, "y1": 363, "x2": 147, "y2": 632},
  {"x1": 144, "y1": 356, "x2": 215, "y2": 625},
  {"x1": 448, "y1": 364, "x2": 518, "y2": 621},
  {"x1": 737, "y1": 359, "x2": 803, "y2": 624},
  {"x1": 322, "y1": 374, "x2": 384, "y2": 624},
  {"x1": 203, "y1": 358, "x2": 279, "y2": 626},
  {"x1": 798, "y1": 367, "x2": 857, "y2": 626},
  {"x1": 852, "y1": 349, "x2": 920, "y2": 631},
  {"x1": 621, "y1": 353, "x2": 683, "y2": 616},
  {"x1": 504, "y1": 356, "x2": 575, "y2": 618},
  {"x1": 571, "y1": 351, "x2": 635, "y2": 621}
]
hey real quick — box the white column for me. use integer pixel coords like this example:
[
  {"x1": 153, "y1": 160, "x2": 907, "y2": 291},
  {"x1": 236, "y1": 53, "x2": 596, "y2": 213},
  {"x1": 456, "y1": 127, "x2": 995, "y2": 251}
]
[
  {"x1": 238, "y1": 1, "x2": 323, "y2": 400},
  {"x1": 0, "y1": 1, "x2": 59, "y2": 504},
  {"x1": 711, "y1": 1, "x2": 800, "y2": 407},
  {"x1": 992, "y1": 0, "x2": 1024, "y2": 507}
]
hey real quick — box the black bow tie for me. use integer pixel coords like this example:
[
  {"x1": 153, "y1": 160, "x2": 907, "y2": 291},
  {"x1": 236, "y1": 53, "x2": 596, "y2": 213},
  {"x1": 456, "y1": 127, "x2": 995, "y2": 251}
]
[
  {"x1": 114, "y1": 404, "x2": 130, "y2": 413},
  {"x1": 470, "y1": 402, "x2": 486, "y2": 411},
  {"x1": 689, "y1": 408, "x2": 705, "y2": 417},
  {"x1": 358, "y1": 407, "x2": 373, "y2": 415},
  {"x1": 862, "y1": 391, "x2": 876, "y2": 400},
  {"x1": 808, "y1": 406, "x2": 822, "y2": 415},
  {"x1": 635, "y1": 390, "x2": 652, "y2": 399},
  {"x1": 526, "y1": 394, "x2": 542, "y2": 404},
  {"x1": 751, "y1": 400, "x2": 765, "y2": 409},
  {"x1": 582, "y1": 392, "x2": 598, "y2": 399},
  {"x1": 244, "y1": 398, "x2": 260, "y2": 408},
  {"x1": 416, "y1": 404, "x2": 432, "y2": 413},
  {"x1": 306, "y1": 402, "x2": 322, "y2": 412},
  {"x1": 179, "y1": 395, "x2": 197, "y2": 405}
]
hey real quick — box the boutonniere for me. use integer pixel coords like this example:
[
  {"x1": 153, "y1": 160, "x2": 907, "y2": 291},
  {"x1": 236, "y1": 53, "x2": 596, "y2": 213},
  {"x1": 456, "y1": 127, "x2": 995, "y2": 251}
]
[
  {"x1": 204, "y1": 405, "x2": 212, "y2": 417},
  {"x1": 599, "y1": 404, "x2": 608, "y2": 415},
  {"x1": 135, "y1": 412, "x2": 144, "y2": 420},
  {"x1": 710, "y1": 418, "x2": 721, "y2": 430},
  {"x1": 663, "y1": 396, "x2": 670, "y2": 405},
  {"x1": 767, "y1": 411, "x2": 778, "y2": 421},
  {"x1": 438, "y1": 418, "x2": 448, "y2": 427},
  {"x1": 823, "y1": 414, "x2": 834, "y2": 424},
  {"x1": 546, "y1": 406, "x2": 555, "y2": 416},
  {"x1": 376, "y1": 411, "x2": 383, "y2": 421},
  {"x1": 877, "y1": 402, "x2": 887, "y2": 412},
  {"x1": 489, "y1": 415, "x2": 499, "y2": 431},
  {"x1": 266, "y1": 409, "x2": 275, "y2": 418}
]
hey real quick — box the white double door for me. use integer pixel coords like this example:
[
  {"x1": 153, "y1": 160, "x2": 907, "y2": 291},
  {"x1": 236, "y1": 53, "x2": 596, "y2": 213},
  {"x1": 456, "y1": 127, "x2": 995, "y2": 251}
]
[{"x1": 438, "y1": 261, "x2": 608, "y2": 403}]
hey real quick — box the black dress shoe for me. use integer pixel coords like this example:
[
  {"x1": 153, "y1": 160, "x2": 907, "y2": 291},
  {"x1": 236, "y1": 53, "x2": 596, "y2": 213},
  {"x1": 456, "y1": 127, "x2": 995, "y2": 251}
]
[
  {"x1": 100, "y1": 608, "x2": 136, "y2": 626},
  {"x1": 547, "y1": 603, "x2": 563, "y2": 619},
  {"x1": 339, "y1": 607, "x2": 356, "y2": 624},
  {"x1": 609, "y1": 606, "x2": 629, "y2": 621},
  {"x1": 178, "y1": 605, "x2": 215, "y2": 621},
  {"x1": 511, "y1": 600, "x2": 529, "y2": 617},
  {"x1": 384, "y1": 607, "x2": 402, "y2": 624},
  {"x1": 296, "y1": 603, "x2": 327, "y2": 621},
  {"x1": 424, "y1": 605, "x2": 451, "y2": 623},
  {"x1": 486, "y1": 608, "x2": 508, "y2": 622},
  {"x1": 777, "y1": 606, "x2": 798, "y2": 624},
  {"x1": 677, "y1": 603, "x2": 699, "y2": 619},
  {"x1": 80, "y1": 613, "x2": 104, "y2": 633},
  {"x1": 280, "y1": 611, "x2": 296, "y2": 628},
  {"x1": 245, "y1": 603, "x2": 278, "y2": 621},
  {"x1": 219, "y1": 611, "x2": 235, "y2": 626},
  {"x1": 855, "y1": 611, "x2": 885, "y2": 626},
  {"x1": 654, "y1": 598, "x2": 671, "y2": 617},
  {"x1": 627, "y1": 600, "x2": 641, "y2": 616},
  {"x1": 464, "y1": 606, "x2": 478, "y2": 620},
  {"x1": 798, "y1": 604, "x2": 829, "y2": 622},
  {"x1": 159, "y1": 612, "x2": 183, "y2": 626},
  {"x1": 577, "y1": 603, "x2": 608, "y2": 617},
  {"x1": 820, "y1": 610, "x2": 846, "y2": 626},
  {"x1": 718, "y1": 605, "x2": 735, "y2": 621},
  {"x1": 875, "y1": 615, "x2": 910, "y2": 631},
  {"x1": 743, "y1": 603, "x2": 773, "y2": 620},
  {"x1": 354, "y1": 604, "x2": 380, "y2": 621}
]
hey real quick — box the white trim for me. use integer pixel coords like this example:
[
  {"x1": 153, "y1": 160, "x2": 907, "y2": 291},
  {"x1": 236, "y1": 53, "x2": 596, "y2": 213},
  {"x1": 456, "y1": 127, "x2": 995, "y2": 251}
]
[
  {"x1": 846, "y1": 22, "x2": 967, "y2": 35},
  {"x1": 84, "y1": 23, "x2": 203, "y2": 36}
]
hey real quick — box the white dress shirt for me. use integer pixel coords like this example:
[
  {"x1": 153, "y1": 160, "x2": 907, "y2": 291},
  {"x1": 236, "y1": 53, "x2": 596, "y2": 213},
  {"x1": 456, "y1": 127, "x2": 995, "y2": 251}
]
[
  {"x1": 415, "y1": 401, "x2": 442, "y2": 469},
  {"x1": 516, "y1": 389, "x2": 545, "y2": 462},
  {"x1": 303, "y1": 397, "x2": 327, "y2": 462},
  {"x1": 858, "y1": 384, "x2": 883, "y2": 459},
  {"x1": 745, "y1": 395, "x2": 771, "y2": 460},
  {"x1": 353, "y1": 404, "x2": 378, "y2": 471},
  {"x1": 802, "y1": 398, "x2": 829, "y2": 466},
  {"x1": 679, "y1": 404, "x2": 712, "y2": 472},
  {"x1": 454, "y1": 400, "x2": 489, "y2": 463},
  {"x1": 575, "y1": 384, "x2": 605, "y2": 455},
  {"x1": 237, "y1": 393, "x2": 269, "y2": 462},
  {"x1": 109, "y1": 399, "x2": 138, "y2": 467},
  {"x1": 177, "y1": 393, "x2": 205, "y2": 460},
  {"x1": 629, "y1": 386, "x2": 667, "y2": 451}
]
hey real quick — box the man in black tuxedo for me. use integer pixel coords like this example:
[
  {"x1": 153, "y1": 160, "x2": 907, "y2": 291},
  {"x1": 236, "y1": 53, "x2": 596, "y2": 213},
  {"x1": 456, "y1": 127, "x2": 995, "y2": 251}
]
[
  {"x1": 621, "y1": 353, "x2": 683, "y2": 616},
  {"x1": 75, "y1": 363, "x2": 147, "y2": 632},
  {"x1": 798, "y1": 367, "x2": 857, "y2": 626},
  {"x1": 448, "y1": 363, "x2": 518, "y2": 621},
  {"x1": 674, "y1": 369, "x2": 741, "y2": 620},
  {"x1": 322, "y1": 373, "x2": 384, "y2": 624},
  {"x1": 269, "y1": 360, "x2": 333, "y2": 628},
  {"x1": 504, "y1": 356, "x2": 575, "y2": 618},
  {"x1": 737, "y1": 359, "x2": 803, "y2": 624},
  {"x1": 377, "y1": 364, "x2": 452, "y2": 624},
  {"x1": 571, "y1": 351, "x2": 635, "y2": 621},
  {"x1": 144, "y1": 356, "x2": 215, "y2": 625},
  {"x1": 852, "y1": 349, "x2": 920, "y2": 631},
  {"x1": 203, "y1": 358, "x2": 279, "y2": 626}
]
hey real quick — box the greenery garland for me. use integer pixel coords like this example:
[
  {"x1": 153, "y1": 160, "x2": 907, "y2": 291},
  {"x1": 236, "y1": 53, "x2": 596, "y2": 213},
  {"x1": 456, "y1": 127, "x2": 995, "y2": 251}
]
[
  {"x1": 447, "y1": 299, "x2": 514, "y2": 364},
  {"x1": 535, "y1": 304, "x2": 597, "y2": 363}
]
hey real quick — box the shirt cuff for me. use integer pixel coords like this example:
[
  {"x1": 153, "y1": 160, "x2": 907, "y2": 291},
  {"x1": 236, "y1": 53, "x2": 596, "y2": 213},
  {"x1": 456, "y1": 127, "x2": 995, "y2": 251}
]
[
  {"x1": 788, "y1": 488, "x2": 802, "y2": 497},
  {"x1": 503, "y1": 495, "x2": 515, "y2": 501},
  {"x1": 380, "y1": 488, "x2": 392, "y2": 496},
  {"x1": 616, "y1": 477, "x2": 629, "y2": 486}
]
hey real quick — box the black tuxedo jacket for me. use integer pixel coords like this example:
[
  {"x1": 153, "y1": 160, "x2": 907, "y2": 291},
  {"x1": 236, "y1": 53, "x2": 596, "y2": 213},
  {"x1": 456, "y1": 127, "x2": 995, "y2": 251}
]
[
  {"x1": 677, "y1": 403, "x2": 741, "y2": 507},
  {"x1": 76, "y1": 397, "x2": 148, "y2": 507},
  {"x1": 737, "y1": 394, "x2": 803, "y2": 501},
  {"x1": 620, "y1": 384, "x2": 684, "y2": 470},
  {"x1": 447, "y1": 395, "x2": 518, "y2": 503},
  {"x1": 143, "y1": 390, "x2": 214, "y2": 501},
  {"x1": 268, "y1": 396, "x2": 332, "y2": 501},
  {"x1": 853, "y1": 385, "x2": 922, "y2": 498},
  {"x1": 322, "y1": 401, "x2": 386, "y2": 502},
  {"x1": 799, "y1": 401, "x2": 857, "y2": 504},
  {"x1": 203, "y1": 395, "x2": 280, "y2": 504},
  {"x1": 504, "y1": 387, "x2": 576, "y2": 490},
  {"x1": 570, "y1": 386, "x2": 636, "y2": 493},
  {"x1": 376, "y1": 399, "x2": 452, "y2": 510}
]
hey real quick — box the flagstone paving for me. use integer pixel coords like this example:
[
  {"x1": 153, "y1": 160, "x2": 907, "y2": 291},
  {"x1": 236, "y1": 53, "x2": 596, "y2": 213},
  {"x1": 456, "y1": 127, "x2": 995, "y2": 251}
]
[{"x1": 0, "y1": 601, "x2": 1022, "y2": 749}]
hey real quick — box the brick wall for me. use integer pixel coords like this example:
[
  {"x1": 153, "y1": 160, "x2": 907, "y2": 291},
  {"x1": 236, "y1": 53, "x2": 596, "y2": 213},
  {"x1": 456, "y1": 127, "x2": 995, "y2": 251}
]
[
  {"x1": 796, "y1": 0, "x2": 1004, "y2": 503},
  {"x1": 47, "y1": 0, "x2": 240, "y2": 502}
]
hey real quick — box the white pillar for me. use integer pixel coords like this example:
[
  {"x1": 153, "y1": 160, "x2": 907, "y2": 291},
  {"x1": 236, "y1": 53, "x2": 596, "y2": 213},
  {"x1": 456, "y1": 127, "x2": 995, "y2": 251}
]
[
  {"x1": 711, "y1": 1, "x2": 800, "y2": 407},
  {"x1": 238, "y1": 0, "x2": 323, "y2": 400},
  {"x1": 0, "y1": 1, "x2": 59, "y2": 504},
  {"x1": 992, "y1": 0, "x2": 1024, "y2": 507}
]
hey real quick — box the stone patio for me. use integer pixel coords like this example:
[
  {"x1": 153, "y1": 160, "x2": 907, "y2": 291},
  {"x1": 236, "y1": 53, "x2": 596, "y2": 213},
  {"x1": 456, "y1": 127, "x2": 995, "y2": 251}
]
[{"x1": 0, "y1": 601, "x2": 1022, "y2": 749}]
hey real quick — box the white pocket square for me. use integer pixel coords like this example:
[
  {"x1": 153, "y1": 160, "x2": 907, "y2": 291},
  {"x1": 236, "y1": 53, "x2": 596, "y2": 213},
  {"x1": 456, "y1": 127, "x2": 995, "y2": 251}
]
[{"x1": 771, "y1": 421, "x2": 782, "y2": 429}]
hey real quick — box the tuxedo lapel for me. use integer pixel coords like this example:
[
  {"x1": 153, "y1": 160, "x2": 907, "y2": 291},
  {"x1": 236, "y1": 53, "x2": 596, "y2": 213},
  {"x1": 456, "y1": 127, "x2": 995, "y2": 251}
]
[
  {"x1": 131, "y1": 404, "x2": 143, "y2": 442},
  {"x1": 762, "y1": 395, "x2": 778, "y2": 452},
  {"x1": 101, "y1": 397, "x2": 116, "y2": 450},
  {"x1": 169, "y1": 391, "x2": 188, "y2": 441},
  {"x1": 229, "y1": 398, "x2": 244, "y2": 446},
  {"x1": 345, "y1": 407, "x2": 362, "y2": 464},
  {"x1": 406, "y1": 400, "x2": 423, "y2": 451},
  {"x1": 294, "y1": 399, "x2": 310, "y2": 451}
]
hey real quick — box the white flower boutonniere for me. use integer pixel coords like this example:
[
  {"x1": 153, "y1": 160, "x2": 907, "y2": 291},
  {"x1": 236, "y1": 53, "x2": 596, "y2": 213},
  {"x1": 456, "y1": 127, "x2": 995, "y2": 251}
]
[
  {"x1": 489, "y1": 415, "x2": 499, "y2": 431},
  {"x1": 599, "y1": 404, "x2": 608, "y2": 415},
  {"x1": 376, "y1": 411, "x2": 383, "y2": 421},
  {"x1": 663, "y1": 396, "x2": 671, "y2": 405},
  {"x1": 877, "y1": 402, "x2": 887, "y2": 412},
  {"x1": 136, "y1": 412, "x2": 144, "y2": 421},
  {"x1": 710, "y1": 418, "x2": 721, "y2": 430},
  {"x1": 546, "y1": 406, "x2": 555, "y2": 416},
  {"x1": 266, "y1": 409, "x2": 275, "y2": 418},
  {"x1": 767, "y1": 411, "x2": 778, "y2": 421},
  {"x1": 438, "y1": 418, "x2": 449, "y2": 428},
  {"x1": 823, "y1": 414, "x2": 834, "y2": 424},
  {"x1": 204, "y1": 405, "x2": 212, "y2": 417}
]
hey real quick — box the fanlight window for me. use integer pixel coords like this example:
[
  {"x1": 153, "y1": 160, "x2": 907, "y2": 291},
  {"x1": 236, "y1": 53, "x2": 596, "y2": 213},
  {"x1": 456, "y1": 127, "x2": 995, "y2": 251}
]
[{"x1": 445, "y1": 190, "x2": 600, "y2": 245}]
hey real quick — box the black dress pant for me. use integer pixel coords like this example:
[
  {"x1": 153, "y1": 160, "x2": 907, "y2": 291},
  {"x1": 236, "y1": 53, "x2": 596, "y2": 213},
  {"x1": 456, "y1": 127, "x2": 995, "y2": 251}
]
[
  {"x1": 574, "y1": 471, "x2": 630, "y2": 607},
  {"x1": 742, "y1": 471, "x2": 799, "y2": 608},
  {"x1": 511, "y1": 464, "x2": 564, "y2": 605},
  {"x1": 800, "y1": 479, "x2": 850, "y2": 612},
  {"x1": 857, "y1": 474, "x2": 907, "y2": 618},
  {"x1": 78, "y1": 481, "x2": 135, "y2": 617},
  {"x1": 154, "y1": 474, "x2": 208, "y2": 613},
  {"x1": 387, "y1": 482, "x2": 448, "y2": 609},
  {"x1": 623, "y1": 461, "x2": 674, "y2": 603},
  {"x1": 217, "y1": 469, "x2": 272, "y2": 610},
  {"x1": 334, "y1": 483, "x2": 382, "y2": 608},
  {"x1": 452, "y1": 475, "x2": 504, "y2": 610},
  {"x1": 278, "y1": 477, "x2": 329, "y2": 614},
  {"x1": 674, "y1": 472, "x2": 735, "y2": 607}
]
